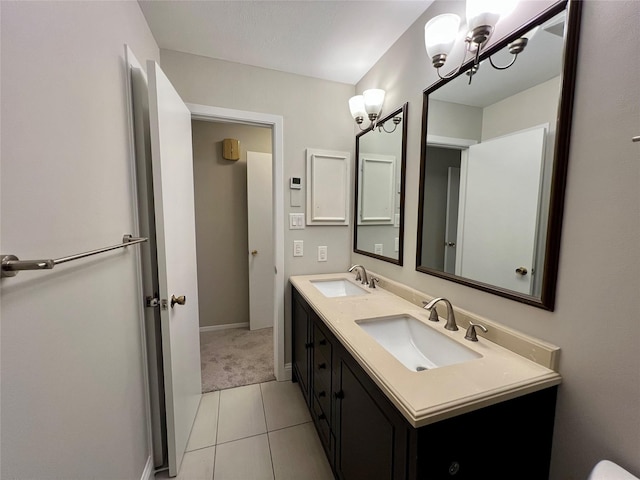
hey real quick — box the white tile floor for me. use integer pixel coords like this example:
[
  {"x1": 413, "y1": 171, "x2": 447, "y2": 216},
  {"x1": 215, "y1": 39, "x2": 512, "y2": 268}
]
[{"x1": 157, "y1": 381, "x2": 334, "y2": 480}]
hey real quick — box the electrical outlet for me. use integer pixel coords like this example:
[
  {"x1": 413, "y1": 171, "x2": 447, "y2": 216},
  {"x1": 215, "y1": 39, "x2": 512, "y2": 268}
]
[
  {"x1": 374, "y1": 244, "x2": 383, "y2": 255},
  {"x1": 293, "y1": 240, "x2": 303, "y2": 257},
  {"x1": 395, "y1": 237, "x2": 399, "y2": 252},
  {"x1": 318, "y1": 246, "x2": 327, "y2": 262}
]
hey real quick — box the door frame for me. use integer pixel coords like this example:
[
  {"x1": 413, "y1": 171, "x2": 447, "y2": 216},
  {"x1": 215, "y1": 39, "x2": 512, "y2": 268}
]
[{"x1": 188, "y1": 103, "x2": 287, "y2": 381}]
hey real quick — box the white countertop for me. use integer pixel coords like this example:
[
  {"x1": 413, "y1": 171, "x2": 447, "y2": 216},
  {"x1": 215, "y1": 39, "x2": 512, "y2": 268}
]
[{"x1": 290, "y1": 273, "x2": 562, "y2": 428}]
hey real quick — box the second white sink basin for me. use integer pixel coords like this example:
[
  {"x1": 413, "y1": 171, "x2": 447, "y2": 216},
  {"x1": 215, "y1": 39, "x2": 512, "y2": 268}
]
[
  {"x1": 357, "y1": 315, "x2": 481, "y2": 371},
  {"x1": 311, "y1": 279, "x2": 369, "y2": 298}
]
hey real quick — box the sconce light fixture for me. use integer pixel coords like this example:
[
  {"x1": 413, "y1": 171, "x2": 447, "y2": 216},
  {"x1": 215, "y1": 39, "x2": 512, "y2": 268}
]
[
  {"x1": 424, "y1": 0, "x2": 527, "y2": 83},
  {"x1": 349, "y1": 89, "x2": 385, "y2": 130}
]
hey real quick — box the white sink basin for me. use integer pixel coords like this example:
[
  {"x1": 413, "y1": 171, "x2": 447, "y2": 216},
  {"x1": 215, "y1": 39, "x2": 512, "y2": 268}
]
[
  {"x1": 357, "y1": 315, "x2": 481, "y2": 371},
  {"x1": 311, "y1": 279, "x2": 369, "y2": 298}
]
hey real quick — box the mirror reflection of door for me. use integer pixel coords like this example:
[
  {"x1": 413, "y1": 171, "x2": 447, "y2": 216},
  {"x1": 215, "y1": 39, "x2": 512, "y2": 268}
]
[{"x1": 457, "y1": 126, "x2": 546, "y2": 295}]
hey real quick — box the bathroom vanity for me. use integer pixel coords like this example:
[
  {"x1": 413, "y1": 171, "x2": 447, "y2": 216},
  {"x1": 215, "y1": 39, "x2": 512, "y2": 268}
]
[{"x1": 291, "y1": 273, "x2": 561, "y2": 479}]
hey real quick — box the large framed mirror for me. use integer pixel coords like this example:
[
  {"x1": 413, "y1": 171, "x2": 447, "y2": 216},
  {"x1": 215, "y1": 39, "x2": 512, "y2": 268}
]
[
  {"x1": 354, "y1": 103, "x2": 408, "y2": 265},
  {"x1": 416, "y1": 0, "x2": 581, "y2": 310}
]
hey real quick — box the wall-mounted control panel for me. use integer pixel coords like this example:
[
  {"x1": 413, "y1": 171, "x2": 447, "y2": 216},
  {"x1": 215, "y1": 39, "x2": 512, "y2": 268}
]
[
  {"x1": 290, "y1": 176, "x2": 302, "y2": 207},
  {"x1": 293, "y1": 240, "x2": 304, "y2": 257}
]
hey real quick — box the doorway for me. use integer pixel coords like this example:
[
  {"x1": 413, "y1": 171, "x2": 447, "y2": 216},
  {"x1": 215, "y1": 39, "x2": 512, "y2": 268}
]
[
  {"x1": 187, "y1": 103, "x2": 287, "y2": 388},
  {"x1": 191, "y1": 120, "x2": 274, "y2": 392}
]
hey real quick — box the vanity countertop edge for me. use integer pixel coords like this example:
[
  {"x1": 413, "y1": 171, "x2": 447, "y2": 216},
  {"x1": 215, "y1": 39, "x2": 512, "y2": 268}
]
[{"x1": 290, "y1": 272, "x2": 562, "y2": 428}]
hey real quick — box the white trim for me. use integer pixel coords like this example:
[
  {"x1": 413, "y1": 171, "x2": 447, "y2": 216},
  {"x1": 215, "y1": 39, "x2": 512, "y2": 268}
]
[
  {"x1": 124, "y1": 45, "x2": 155, "y2": 471},
  {"x1": 283, "y1": 363, "x2": 292, "y2": 381},
  {"x1": 186, "y1": 103, "x2": 286, "y2": 382},
  {"x1": 140, "y1": 455, "x2": 154, "y2": 480},
  {"x1": 200, "y1": 323, "x2": 249, "y2": 333},
  {"x1": 426, "y1": 134, "x2": 477, "y2": 149}
]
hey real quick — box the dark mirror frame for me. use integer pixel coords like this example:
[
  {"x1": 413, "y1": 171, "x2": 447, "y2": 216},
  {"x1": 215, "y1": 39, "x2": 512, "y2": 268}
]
[
  {"x1": 416, "y1": 0, "x2": 582, "y2": 310},
  {"x1": 354, "y1": 102, "x2": 409, "y2": 265}
]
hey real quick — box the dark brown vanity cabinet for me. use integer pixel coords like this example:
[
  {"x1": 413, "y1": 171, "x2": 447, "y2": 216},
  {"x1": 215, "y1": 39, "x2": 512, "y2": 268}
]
[{"x1": 291, "y1": 286, "x2": 558, "y2": 480}]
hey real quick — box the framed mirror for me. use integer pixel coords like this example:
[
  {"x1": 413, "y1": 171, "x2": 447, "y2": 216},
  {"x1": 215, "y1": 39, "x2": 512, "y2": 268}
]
[
  {"x1": 354, "y1": 103, "x2": 408, "y2": 265},
  {"x1": 416, "y1": 0, "x2": 581, "y2": 310}
]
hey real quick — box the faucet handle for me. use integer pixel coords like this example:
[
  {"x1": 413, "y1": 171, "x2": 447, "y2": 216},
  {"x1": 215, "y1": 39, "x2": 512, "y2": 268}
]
[
  {"x1": 465, "y1": 322, "x2": 488, "y2": 342},
  {"x1": 369, "y1": 277, "x2": 379, "y2": 288},
  {"x1": 422, "y1": 301, "x2": 440, "y2": 322}
]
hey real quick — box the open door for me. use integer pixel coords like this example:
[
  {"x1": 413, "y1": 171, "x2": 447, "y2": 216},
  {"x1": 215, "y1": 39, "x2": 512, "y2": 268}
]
[
  {"x1": 247, "y1": 151, "x2": 274, "y2": 331},
  {"x1": 147, "y1": 60, "x2": 202, "y2": 477}
]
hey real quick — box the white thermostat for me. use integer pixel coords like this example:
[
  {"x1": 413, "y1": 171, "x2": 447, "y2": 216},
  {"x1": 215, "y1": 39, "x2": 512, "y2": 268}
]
[{"x1": 290, "y1": 177, "x2": 302, "y2": 189}]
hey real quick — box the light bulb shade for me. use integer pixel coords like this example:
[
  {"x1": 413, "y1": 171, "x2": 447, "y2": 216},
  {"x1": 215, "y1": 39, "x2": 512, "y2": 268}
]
[
  {"x1": 424, "y1": 14, "x2": 461, "y2": 59},
  {"x1": 362, "y1": 89, "x2": 385, "y2": 116},
  {"x1": 348, "y1": 95, "x2": 366, "y2": 120},
  {"x1": 466, "y1": 0, "x2": 517, "y2": 32}
]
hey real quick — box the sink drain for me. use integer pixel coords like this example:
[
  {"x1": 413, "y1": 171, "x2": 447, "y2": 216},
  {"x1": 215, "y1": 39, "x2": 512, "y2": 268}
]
[{"x1": 416, "y1": 366, "x2": 429, "y2": 372}]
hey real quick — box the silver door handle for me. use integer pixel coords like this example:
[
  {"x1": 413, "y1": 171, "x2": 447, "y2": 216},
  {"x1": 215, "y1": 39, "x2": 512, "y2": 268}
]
[{"x1": 515, "y1": 267, "x2": 528, "y2": 276}]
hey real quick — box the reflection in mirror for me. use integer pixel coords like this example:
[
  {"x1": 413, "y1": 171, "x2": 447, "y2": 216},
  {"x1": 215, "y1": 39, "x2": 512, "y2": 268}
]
[
  {"x1": 354, "y1": 103, "x2": 408, "y2": 265},
  {"x1": 417, "y1": 0, "x2": 581, "y2": 310}
]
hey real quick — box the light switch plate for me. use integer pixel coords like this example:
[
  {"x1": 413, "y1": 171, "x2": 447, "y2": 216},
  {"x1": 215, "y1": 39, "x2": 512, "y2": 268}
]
[
  {"x1": 289, "y1": 213, "x2": 305, "y2": 230},
  {"x1": 374, "y1": 244, "x2": 383, "y2": 256},
  {"x1": 318, "y1": 246, "x2": 327, "y2": 262},
  {"x1": 395, "y1": 237, "x2": 399, "y2": 252},
  {"x1": 293, "y1": 240, "x2": 303, "y2": 257}
]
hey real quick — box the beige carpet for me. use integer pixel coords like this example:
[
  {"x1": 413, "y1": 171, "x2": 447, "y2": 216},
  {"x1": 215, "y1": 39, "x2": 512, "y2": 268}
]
[{"x1": 200, "y1": 326, "x2": 275, "y2": 393}]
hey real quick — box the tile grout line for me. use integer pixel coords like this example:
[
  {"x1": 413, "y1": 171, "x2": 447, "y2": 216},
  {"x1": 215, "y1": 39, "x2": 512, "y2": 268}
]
[
  {"x1": 260, "y1": 383, "x2": 277, "y2": 480},
  {"x1": 212, "y1": 390, "x2": 222, "y2": 479}
]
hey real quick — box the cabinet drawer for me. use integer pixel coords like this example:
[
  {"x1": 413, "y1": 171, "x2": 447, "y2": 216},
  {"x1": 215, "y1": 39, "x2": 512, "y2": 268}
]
[
  {"x1": 314, "y1": 323, "x2": 332, "y2": 363},
  {"x1": 313, "y1": 355, "x2": 331, "y2": 395},
  {"x1": 314, "y1": 383, "x2": 331, "y2": 418},
  {"x1": 313, "y1": 395, "x2": 332, "y2": 454}
]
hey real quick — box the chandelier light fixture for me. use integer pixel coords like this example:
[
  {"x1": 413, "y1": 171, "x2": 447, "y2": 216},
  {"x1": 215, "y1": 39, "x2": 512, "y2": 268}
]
[{"x1": 424, "y1": 0, "x2": 527, "y2": 83}]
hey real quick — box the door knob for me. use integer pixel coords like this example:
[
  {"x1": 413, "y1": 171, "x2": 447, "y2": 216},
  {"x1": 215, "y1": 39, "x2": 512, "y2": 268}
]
[
  {"x1": 171, "y1": 295, "x2": 186, "y2": 307},
  {"x1": 251, "y1": 250, "x2": 258, "y2": 256},
  {"x1": 515, "y1": 267, "x2": 528, "y2": 276}
]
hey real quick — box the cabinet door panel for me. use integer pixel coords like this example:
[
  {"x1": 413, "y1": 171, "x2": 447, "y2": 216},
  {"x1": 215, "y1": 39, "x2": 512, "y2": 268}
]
[
  {"x1": 337, "y1": 361, "x2": 395, "y2": 480},
  {"x1": 292, "y1": 293, "x2": 310, "y2": 404}
]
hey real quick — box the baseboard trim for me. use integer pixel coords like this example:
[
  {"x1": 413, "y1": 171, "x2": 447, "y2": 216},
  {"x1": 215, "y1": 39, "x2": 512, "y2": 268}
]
[
  {"x1": 200, "y1": 322, "x2": 249, "y2": 333},
  {"x1": 140, "y1": 455, "x2": 153, "y2": 480},
  {"x1": 283, "y1": 363, "x2": 292, "y2": 381}
]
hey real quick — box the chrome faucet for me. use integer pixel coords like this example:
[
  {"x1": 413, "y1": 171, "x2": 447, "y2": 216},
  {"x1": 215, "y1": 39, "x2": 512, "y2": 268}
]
[
  {"x1": 422, "y1": 297, "x2": 458, "y2": 331},
  {"x1": 348, "y1": 264, "x2": 368, "y2": 285}
]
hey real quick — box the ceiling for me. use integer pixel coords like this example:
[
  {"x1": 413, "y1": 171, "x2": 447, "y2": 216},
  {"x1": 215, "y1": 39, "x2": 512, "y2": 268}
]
[{"x1": 137, "y1": 0, "x2": 434, "y2": 85}]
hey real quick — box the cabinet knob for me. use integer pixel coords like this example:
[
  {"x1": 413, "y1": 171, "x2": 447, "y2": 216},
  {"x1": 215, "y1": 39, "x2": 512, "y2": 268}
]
[
  {"x1": 304, "y1": 342, "x2": 313, "y2": 349},
  {"x1": 334, "y1": 390, "x2": 344, "y2": 400},
  {"x1": 448, "y1": 461, "x2": 460, "y2": 475},
  {"x1": 318, "y1": 391, "x2": 326, "y2": 398},
  {"x1": 318, "y1": 362, "x2": 327, "y2": 369},
  {"x1": 319, "y1": 339, "x2": 327, "y2": 346},
  {"x1": 318, "y1": 413, "x2": 326, "y2": 420}
]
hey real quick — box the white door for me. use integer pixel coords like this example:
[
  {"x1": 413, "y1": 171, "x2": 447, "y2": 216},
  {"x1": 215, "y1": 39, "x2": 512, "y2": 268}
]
[
  {"x1": 457, "y1": 126, "x2": 546, "y2": 294},
  {"x1": 247, "y1": 151, "x2": 274, "y2": 331},
  {"x1": 444, "y1": 166, "x2": 460, "y2": 274},
  {"x1": 147, "y1": 60, "x2": 202, "y2": 477}
]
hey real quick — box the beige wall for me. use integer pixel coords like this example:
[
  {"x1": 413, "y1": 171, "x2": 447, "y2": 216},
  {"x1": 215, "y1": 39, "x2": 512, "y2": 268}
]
[
  {"x1": 159, "y1": 50, "x2": 356, "y2": 361},
  {"x1": 354, "y1": 1, "x2": 640, "y2": 479},
  {"x1": 1, "y1": 1, "x2": 159, "y2": 478},
  {"x1": 192, "y1": 120, "x2": 272, "y2": 328}
]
